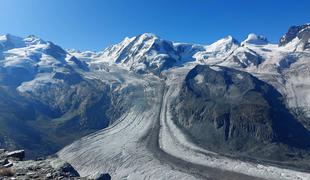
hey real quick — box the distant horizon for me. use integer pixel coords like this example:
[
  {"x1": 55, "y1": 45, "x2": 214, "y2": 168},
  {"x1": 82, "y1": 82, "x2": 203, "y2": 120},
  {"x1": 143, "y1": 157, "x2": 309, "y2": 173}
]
[
  {"x1": 1, "y1": 0, "x2": 310, "y2": 51},
  {"x1": 2, "y1": 28, "x2": 306, "y2": 52}
]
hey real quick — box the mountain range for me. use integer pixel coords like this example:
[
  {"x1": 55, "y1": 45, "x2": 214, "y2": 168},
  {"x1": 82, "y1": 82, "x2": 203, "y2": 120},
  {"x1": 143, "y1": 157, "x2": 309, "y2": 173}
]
[{"x1": 1, "y1": 23, "x2": 310, "y2": 179}]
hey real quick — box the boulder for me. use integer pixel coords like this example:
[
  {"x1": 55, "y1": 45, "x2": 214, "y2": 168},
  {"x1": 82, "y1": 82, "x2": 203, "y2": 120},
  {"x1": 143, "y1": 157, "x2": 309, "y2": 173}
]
[
  {"x1": 3, "y1": 162, "x2": 13, "y2": 168},
  {"x1": 6, "y1": 150, "x2": 25, "y2": 161},
  {"x1": 0, "y1": 149, "x2": 6, "y2": 154},
  {"x1": 57, "y1": 162, "x2": 79, "y2": 177},
  {"x1": 0, "y1": 158, "x2": 9, "y2": 166}
]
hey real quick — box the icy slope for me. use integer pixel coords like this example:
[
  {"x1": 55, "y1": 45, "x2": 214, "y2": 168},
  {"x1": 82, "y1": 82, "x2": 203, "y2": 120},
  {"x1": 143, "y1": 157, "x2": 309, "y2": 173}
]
[
  {"x1": 87, "y1": 33, "x2": 240, "y2": 74},
  {"x1": 0, "y1": 34, "x2": 119, "y2": 157},
  {"x1": 0, "y1": 34, "x2": 87, "y2": 88}
]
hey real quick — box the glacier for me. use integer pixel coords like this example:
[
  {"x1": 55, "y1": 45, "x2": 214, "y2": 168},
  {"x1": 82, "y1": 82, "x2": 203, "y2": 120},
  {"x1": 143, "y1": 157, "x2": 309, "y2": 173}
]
[{"x1": 1, "y1": 24, "x2": 310, "y2": 179}]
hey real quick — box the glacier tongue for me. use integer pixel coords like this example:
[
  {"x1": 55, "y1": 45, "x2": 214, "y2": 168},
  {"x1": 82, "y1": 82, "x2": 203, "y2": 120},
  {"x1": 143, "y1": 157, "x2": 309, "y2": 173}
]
[
  {"x1": 58, "y1": 65, "x2": 310, "y2": 180},
  {"x1": 58, "y1": 69, "x2": 199, "y2": 179}
]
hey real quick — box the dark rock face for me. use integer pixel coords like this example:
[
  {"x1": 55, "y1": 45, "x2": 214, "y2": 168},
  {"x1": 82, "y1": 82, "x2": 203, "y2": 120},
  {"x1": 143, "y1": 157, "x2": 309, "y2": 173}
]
[
  {"x1": 279, "y1": 24, "x2": 310, "y2": 49},
  {"x1": 68, "y1": 56, "x2": 89, "y2": 71},
  {"x1": 172, "y1": 65, "x2": 310, "y2": 162},
  {"x1": 0, "y1": 74, "x2": 129, "y2": 158},
  {"x1": 298, "y1": 27, "x2": 310, "y2": 50},
  {"x1": 232, "y1": 49, "x2": 263, "y2": 68},
  {"x1": 0, "y1": 66, "x2": 36, "y2": 87},
  {"x1": 95, "y1": 173, "x2": 111, "y2": 180},
  {"x1": 44, "y1": 42, "x2": 67, "y2": 60},
  {"x1": 55, "y1": 162, "x2": 80, "y2": 177},
  {"x1": 52, "y1": 72, "x2": 83, "y2": 85},
  {"x1": 0, "y1": 159, "x2": 9, "y2": 166}
]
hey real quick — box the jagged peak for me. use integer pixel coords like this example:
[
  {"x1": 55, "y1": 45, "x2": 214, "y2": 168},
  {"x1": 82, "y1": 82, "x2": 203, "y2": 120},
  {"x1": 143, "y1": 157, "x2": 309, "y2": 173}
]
[
  {"x1": 0, "y1": 34, "x2": 25, "y2": 49},
  {"x1": 279, "y1": 23, "x2": 310, "y2": 46},
  {"x1": 0, "y1": 34, "x2": 48, "y2": 49},
  {"x1": 133, "y1": 33, "x2": 164, "y2": 46},
  {"x1": 241, "y1": 33, "x2": 268, "y2": 46},
  {"x1": 110, "y1": 33, "x2": 160, "y2": 49},
  {"x1": 209, "y1": 35, "x2": 240, "y2": 47},
  {"x1": 24, "y1": 35, "x2": 46, "y2": 45},
  {"x1": 137, "y1": 32, "x2": 159, "y2": 39},
  {"x1": 0, "y1": 33, "x2": 23, "y2": 43},
  {"x1": 67, "y1": 48, "x2": 81, "y2": 54},
  {"x1": 225, "y1": 35, "x2": 236, "y2": 41},
  {"x1": 205, "y1": 35, "x2": 240, "y2": 54},
  {"x1": 0, "y1": 33, "x2": 21, "y2": 40}
]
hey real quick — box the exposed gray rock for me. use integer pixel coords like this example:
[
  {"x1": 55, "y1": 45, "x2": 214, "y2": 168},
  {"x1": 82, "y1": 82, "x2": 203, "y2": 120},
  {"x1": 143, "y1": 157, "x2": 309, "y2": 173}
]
[
  {"x1": 279, "y1": 24, "x2": 310, "y2": 49},
  {"x1": 3, "y1": 162, "x2": 12, "y2": 168},
  {"x1": 0, "y1": 149, "x2": 82, "y2": 179},
  {"x1": 6, "y1": 150, "x2": 25, "y2": 161},
  {"x1": 0, "y1": 159, "x2": 8, "y2": 166},
  {"x1": 56, "y1": 162, "x2": 80, "y2": 177},
  {"x1": 172, "y1": 65, "x2": 310, "y2": 165}
]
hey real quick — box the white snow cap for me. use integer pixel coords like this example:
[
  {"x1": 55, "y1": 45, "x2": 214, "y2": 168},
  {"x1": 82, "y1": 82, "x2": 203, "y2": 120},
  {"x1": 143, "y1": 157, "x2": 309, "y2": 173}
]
[
  {"x1": 204, "y1": 35, "x2": 239, "y2": 54},
  {"x1": 23, "y1": 35, "x2": 46, "y2": 45},
  {"x1": 139, "y1": 32, "x2": 158, "y2": 38},
  {"x1": 0, "y1": 34, "x2": 25, "y2": 49},
  {"x1": 242, "y1": 33, "x2": 268, "y2": 46}
]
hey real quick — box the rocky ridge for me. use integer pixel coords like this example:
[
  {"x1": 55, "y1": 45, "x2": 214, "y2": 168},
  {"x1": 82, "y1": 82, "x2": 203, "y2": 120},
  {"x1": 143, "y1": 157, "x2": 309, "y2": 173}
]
[{"x1": 0, "y1": 149, "x2": 111, "y2": 180}]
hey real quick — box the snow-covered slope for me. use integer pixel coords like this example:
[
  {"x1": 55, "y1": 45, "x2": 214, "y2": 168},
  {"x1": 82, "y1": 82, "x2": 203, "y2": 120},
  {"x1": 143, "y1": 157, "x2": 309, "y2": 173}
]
[
  {"x1": 85, "y1": 33, "x2": 241, "y2": 74},
  {"x1": 241, "y1": 33, "x2": 269, "y2": 46},
  {"x1": 193, "y1": 35, "x2": 240, "y2": 64},
  {"x1": 97, "y1": 33, "x2": 183, "y2": 74},
  {"x1": 0, "y1": 34, "x2": 116, "y2": 157},
  {"x1": 0, "y1": 34, "x2": 88, "y2": 88}
]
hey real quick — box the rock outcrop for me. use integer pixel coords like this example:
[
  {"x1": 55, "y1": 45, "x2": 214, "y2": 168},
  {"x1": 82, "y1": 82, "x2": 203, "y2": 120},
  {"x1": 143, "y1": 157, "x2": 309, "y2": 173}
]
[
  {"x1": 0, "y1": 149, "x2": 82, "y2": 179},
  {"x1": 172, "y1": 65, "x2": 310, "y2": 164}
]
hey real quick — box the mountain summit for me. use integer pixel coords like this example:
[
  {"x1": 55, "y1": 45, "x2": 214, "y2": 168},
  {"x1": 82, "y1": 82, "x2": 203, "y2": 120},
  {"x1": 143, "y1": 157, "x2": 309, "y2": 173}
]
[
  {"x1": 241, "y1": 33, "x2": 269, "y2": 45},
  {"x1": 279, "y1": 24, "x2": 310, "y2": 50}
]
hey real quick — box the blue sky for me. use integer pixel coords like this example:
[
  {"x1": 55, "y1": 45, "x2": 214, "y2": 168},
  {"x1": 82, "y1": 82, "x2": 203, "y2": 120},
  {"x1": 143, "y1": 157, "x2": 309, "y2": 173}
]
[{"x1": 1, "y1": 0, "x2": 309, "y2": 51}]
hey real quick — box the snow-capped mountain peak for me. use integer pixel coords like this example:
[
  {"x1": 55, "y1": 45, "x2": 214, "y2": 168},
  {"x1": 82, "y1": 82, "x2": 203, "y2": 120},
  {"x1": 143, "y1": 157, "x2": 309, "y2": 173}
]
[
  {"x1": 137, "y1": 32, "x2": 158, "y2": 40},
  {"x1": 97, "y1": 33, "x2": 181, "y2": 74},
  {"x1": 241, "y1": 33, "x2": 268, "y2": 46},
  {"x1": 0, "y1": 34, "x2": 48, "y2": 52},
  {"x1": 193, "y1": 35, "x2": 240, "y2": 62},
  {"x1": 0, "y1": 33, "x2": 90, "y2": 89},
  {"x1": 279, "y1": 24, "x2": 310, "y2": 50},
  {"x1": 205, "y1": 35, "x2": 239, "y2": 52},
  {"x1": 0, "y1": 33, "x2": 26, "y2": 50},
  {"x1": 24, "y1": 35, "x2": 46, "y2": 46}
]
